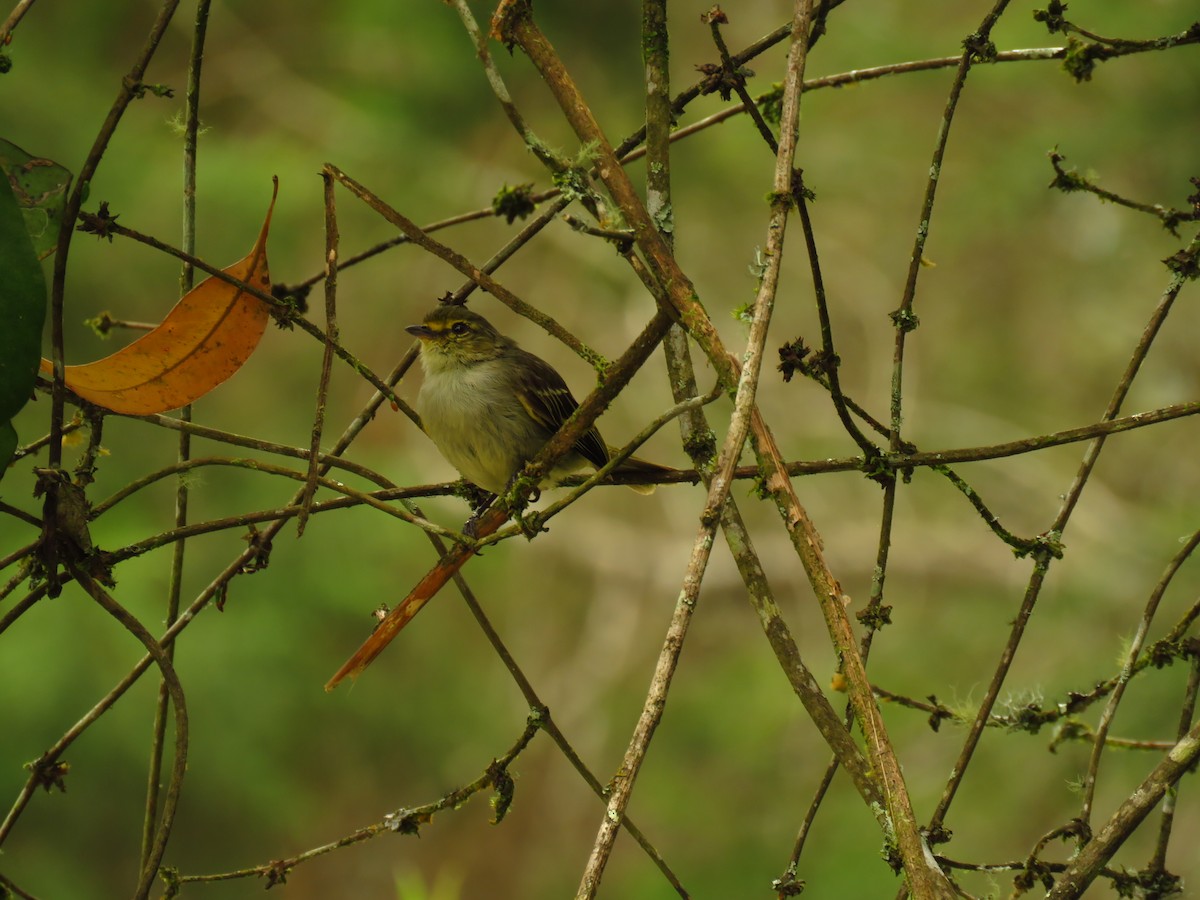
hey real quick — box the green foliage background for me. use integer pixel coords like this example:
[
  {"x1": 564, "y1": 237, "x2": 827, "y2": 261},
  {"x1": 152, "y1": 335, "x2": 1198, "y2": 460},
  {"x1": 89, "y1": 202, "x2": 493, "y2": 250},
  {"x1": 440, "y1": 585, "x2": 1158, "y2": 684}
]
[{"x1": 2, "y1": 1, "x2": 1199, "y2": 897}]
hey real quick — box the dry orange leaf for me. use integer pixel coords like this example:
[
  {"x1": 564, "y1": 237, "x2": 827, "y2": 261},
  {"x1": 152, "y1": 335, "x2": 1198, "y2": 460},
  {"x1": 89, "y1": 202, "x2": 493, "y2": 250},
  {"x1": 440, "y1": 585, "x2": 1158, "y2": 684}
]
[{"x1": 41, "y1": 180, "x2": 278, "y2": 415}]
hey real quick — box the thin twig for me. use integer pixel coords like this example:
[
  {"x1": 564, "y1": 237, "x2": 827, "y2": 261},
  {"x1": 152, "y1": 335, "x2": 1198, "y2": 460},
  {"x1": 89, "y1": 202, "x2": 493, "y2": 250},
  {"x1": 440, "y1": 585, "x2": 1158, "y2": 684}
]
[
  {"x1": 9, "y1": 417, "x2": 84, "y2": 463},
  {"x1": 140, "y1": 0, "x2": 209, "y2": 873},
  {"x1": 0, "y1": 0, "x2": 38, "y2": 46},
  {"x1": 0, "y1": 501, "x2": 41, "y2": 530},
  {"x1": 1147, "y1": 655, "x2": 1200, "y2": 876},
  {"x1": 704, "y1": 9, "x2": 779, "y2": 153},
  {"x1": 1080, "y1": 528, "x2": 1200, "y2": 819},
  {"x1": 0, "y1": 869, "x2": 40, "y2": 900},
  {"x1": 890, "y1": 1, "x2": 1014, "y2": 448},
  {"x1": 172, "y1": 717, "x2": 541, "y2": 889},
  {"x1": 483, "y1": 388, "x2": 721, "y2": 543},
  {"x1": 295, "y1": 170, "x2": 339, "y2": 534},
  {"x1": 68, "y1": 566, "x2": 188, "y2": 900},
  {"x1": 1048, "y1": 150, "x2": 1199, "y2": 236},
  {"x1": 894, "y1": 400, "x2": 1200, "y2": 467},
  {"x1": 443, "y1": 549, "x2": 689, "y2": 896},
  {"x1": 0, "y1": 557, "x2": 36, "y2": 608},
  {"x1": 95, "y1": 456, "x2": 467, "y2": 546},
  {"x1": 90, "y1": 419, "x2": 397, "y2": 512},
  {"x1": 275, "y1": 195, "x2": 558, "y2": 296}
]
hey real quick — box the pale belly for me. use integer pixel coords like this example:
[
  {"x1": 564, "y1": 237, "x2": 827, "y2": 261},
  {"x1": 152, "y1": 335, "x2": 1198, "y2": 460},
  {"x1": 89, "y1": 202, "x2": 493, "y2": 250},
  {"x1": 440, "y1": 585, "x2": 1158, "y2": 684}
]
[{"x1": 417, "y1": 363, "x2": 584, "y2": 494}]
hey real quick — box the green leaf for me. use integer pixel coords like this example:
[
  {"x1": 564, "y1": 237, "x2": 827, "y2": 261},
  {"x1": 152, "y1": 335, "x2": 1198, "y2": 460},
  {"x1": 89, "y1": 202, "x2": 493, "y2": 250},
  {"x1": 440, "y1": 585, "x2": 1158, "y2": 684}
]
[
  {"x1": 0, "y1": 137, "x2": 77, "y2": 260},
  {"x1": 0, "y1": 165, "x2": 48, "y2": 480},
  {"x1": 0, "y1": 421, "x2": 17, "y2": 479}
]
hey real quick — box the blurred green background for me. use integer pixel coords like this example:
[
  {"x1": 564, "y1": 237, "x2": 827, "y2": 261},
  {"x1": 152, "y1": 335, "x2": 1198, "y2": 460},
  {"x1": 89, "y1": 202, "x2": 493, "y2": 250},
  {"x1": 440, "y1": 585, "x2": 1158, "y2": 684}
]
[{"x1": 3, "y1": 1, "x2": 1199, "y2": 897}]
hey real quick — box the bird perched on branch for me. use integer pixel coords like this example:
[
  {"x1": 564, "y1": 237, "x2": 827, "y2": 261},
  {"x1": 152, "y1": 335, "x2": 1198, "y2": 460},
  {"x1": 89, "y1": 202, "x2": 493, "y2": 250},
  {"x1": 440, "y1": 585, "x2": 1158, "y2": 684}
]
[{"x1": 406, "y1": 302, "x2": 668, "y2": 498}]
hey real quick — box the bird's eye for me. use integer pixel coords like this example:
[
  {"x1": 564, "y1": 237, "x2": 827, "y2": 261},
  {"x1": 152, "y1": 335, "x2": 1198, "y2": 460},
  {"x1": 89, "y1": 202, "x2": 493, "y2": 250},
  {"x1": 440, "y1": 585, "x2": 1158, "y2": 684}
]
[{"x1": 450, "y1": 322, "x2": 470, "y2": 335}]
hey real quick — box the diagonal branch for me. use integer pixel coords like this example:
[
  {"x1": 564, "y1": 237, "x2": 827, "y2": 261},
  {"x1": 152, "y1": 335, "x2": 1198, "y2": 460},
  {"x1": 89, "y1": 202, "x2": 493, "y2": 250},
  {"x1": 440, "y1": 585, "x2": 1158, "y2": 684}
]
[{"x1": 1045, "y1": 717, "x2": 1200, "y2": 899}]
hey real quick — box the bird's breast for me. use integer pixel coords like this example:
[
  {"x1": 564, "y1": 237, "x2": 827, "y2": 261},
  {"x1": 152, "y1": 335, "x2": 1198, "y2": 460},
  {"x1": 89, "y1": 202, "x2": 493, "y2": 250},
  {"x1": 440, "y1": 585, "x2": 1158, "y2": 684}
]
[{"x1": 417, "y1": 361, "x2": 544, "y2": 494}]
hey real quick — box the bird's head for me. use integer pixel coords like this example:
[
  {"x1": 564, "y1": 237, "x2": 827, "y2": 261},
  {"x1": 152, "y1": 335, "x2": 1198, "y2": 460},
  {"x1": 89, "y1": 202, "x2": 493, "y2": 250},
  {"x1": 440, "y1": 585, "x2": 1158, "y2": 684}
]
[{"x1": 405, "y1": 305, "x2": 513, "y2": 367}]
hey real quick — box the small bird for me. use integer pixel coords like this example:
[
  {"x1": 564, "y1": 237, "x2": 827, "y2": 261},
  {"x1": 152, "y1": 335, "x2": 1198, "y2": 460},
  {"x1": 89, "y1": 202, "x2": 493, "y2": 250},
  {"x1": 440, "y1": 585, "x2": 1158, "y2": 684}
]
[{"x1": 406, "y1": 303, "x2": 665, "y2": 498}]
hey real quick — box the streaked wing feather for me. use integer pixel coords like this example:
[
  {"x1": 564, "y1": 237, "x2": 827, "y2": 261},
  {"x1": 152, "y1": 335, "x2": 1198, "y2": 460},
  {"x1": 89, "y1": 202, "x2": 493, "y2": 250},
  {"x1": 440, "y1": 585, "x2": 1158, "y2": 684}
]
[{"x1": 513, "y1": 350, "x2": 609, "y2": 469}]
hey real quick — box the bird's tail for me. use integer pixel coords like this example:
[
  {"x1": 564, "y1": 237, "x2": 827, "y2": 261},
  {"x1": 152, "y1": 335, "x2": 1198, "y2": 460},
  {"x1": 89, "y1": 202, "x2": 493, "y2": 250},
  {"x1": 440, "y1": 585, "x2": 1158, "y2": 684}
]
[{"x1": 611, "y1": 452, "x2": 675, "y2": 495}]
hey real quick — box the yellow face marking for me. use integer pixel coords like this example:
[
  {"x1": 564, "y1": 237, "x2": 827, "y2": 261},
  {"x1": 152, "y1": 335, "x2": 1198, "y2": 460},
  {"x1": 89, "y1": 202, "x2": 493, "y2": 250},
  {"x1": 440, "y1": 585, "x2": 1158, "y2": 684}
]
[{"x1": 421, "y1": 315, "x2": 474, "y2": 338}]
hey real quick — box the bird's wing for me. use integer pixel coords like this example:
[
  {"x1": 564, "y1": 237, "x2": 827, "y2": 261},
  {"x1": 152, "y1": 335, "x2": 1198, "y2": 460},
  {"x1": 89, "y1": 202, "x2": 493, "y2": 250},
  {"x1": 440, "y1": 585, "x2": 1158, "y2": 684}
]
[{"x1": 512, "y1": 350, "x2": 610, "y2": 470}]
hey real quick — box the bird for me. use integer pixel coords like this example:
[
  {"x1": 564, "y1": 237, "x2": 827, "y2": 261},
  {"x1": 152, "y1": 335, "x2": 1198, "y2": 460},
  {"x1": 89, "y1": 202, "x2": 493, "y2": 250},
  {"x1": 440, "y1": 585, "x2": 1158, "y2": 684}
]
[{"x1": 406, "y1": 303, "x2": 667, "y2": 499}]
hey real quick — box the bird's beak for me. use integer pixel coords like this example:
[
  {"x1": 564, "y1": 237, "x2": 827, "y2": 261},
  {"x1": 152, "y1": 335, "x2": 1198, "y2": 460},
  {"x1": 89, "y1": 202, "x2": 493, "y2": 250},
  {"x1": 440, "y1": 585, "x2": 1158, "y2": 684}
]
[{"x1": 405, "y1": 324, "x2": 434, "y2": 340}]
